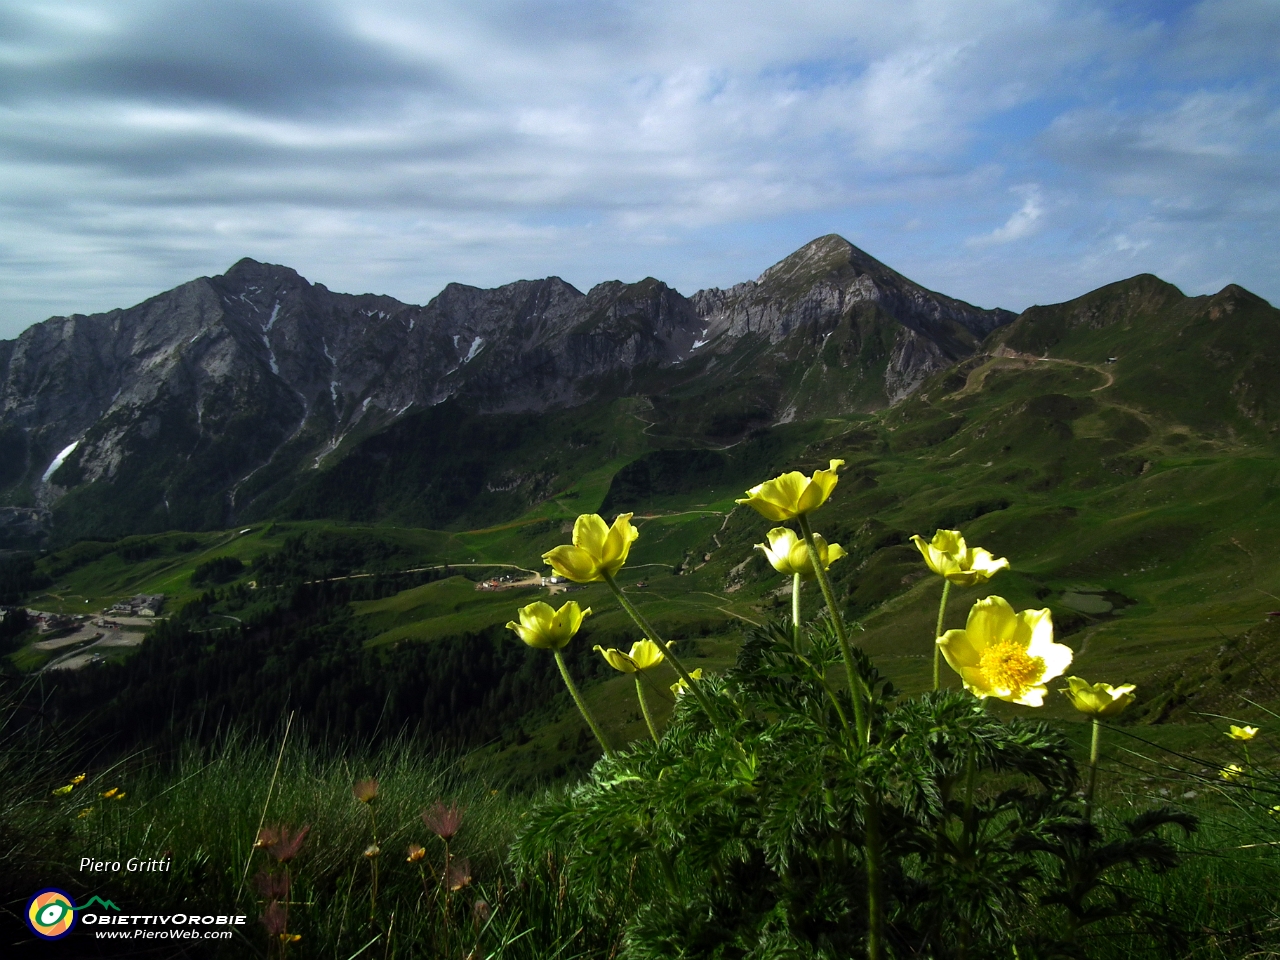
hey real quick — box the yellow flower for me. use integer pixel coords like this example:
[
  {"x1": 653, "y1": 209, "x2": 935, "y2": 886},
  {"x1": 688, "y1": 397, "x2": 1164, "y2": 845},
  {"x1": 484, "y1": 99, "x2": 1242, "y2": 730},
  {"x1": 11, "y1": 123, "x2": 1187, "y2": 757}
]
[
  {"x1": 279, "y1": 933, "x2": 301, "y2": 943},
  {"x1": 756, "y1": 527, "x2": 847, "y2": 580},
  {"x1": 736, "y1": 460, "x2": 844, "y2": 521},
  {"x1": 52, "y1": 784, "x2": 75, "y2": 796},
  {"x1": 505, "y1": 600, "x2": 591, "y2": 650},
  {"x1": 1059, "y1": 677, "x2": 1136, "y2": 717},
  {"x1": 542, "y1": 513, "x2": 639, "y2": 582},
  {"x1": 71, "y1": 773, "x2": 86, "y2": 785},
  {"x1": 100, "y1": 787, "x2": 119, "y2": 799},
  {"x1": 937, "y1": 596, "x2": 1072, "y2": 706},
  {"x1": 363, "y1": 844, "x2": 380, "y2": 858},
  {"x1": 910, "y1": 529, "x2": 1009, "y2": 587},
  {"x1": 406, "y1": 843, "x2": 426, "y2": 863},
  {"x1": 671, "y1": 668, "x2": 703, "y2": 697},
  {"x1": 1227, "y1": 724, "x2": 1259, "y2": 741},
  {"x1": 594, "y1": 639, "x2": 665, "y2": 673},
  {"x1": 77, "y1": 807, "x2": 94, "y2": 819},
  {"x1": 1220, "y1": 763, "x2": 1244, "y2": 782}
]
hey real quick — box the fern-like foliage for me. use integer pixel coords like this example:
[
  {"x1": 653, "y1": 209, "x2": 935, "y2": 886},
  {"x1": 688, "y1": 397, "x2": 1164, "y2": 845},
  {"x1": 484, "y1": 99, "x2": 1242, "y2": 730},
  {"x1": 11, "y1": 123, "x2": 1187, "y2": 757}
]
[{"x1": 511, "y1": 618, "x2": 1195, "y2": 959}]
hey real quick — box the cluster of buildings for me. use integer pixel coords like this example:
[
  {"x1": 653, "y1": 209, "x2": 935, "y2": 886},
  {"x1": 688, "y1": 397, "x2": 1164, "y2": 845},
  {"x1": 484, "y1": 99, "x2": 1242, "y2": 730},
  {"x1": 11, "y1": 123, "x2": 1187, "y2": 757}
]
[
  {"x1": 29, "y1": 610, "x2": 81, "y2": 633},
  {"x1": 108, "y1": 594, "x2": 166, "y2": 617}
]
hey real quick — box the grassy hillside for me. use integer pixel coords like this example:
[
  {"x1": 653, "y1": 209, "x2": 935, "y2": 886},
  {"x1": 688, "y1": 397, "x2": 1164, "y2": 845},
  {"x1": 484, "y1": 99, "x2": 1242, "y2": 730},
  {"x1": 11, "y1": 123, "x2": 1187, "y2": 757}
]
[{"x1": 11, "y1": 276, "x2": 1280, "y2": 781}]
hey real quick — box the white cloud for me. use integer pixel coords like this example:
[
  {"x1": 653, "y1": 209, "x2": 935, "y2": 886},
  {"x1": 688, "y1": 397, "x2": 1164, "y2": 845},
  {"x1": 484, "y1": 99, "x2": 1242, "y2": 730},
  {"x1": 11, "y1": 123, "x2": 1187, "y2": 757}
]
[
  {"x1": 966, "y1": 186, "x2": 1045, "y2": 248},
  {"x1": 0, "y1": 0, "x2": 1276, "y2": 332}
]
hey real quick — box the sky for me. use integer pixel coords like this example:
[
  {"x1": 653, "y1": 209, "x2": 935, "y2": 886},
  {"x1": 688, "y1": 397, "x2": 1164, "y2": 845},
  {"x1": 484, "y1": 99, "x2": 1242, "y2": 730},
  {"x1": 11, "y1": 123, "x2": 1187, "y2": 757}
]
[{"x1": 1, "y1": 0, "x2": 1277, "y2": 338}]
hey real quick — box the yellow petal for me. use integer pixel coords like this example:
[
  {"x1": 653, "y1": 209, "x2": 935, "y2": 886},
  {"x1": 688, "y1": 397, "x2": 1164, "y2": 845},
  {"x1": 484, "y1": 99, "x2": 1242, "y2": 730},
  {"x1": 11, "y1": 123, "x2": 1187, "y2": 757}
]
[
  {"x1": 542, "y1": 544, "x2": 601, "y2": 583},
  {"x1": 937, "y1": 628, "x2": 981, "y2": 668},
  {"x1": 627, "y1": 639, "x2": 665, "y2": 670},
  {"x1": 965, "y1": 596, "x2": 1017, "y2": 648},
  {"x1": 1022, "y1": 608, "x2": 1072, "y2": 683},
  {"x1": 797, "y1": 460, "x2": 844, "y2": 513},
  {"x1": 599, "y1": 514, "x2": 639, "y2": 576},
  {"x1": 594, "y1": 644, "x2": 638, "y2": 673},
  {"x1": 1227, "y1": 724, "x2": 1259, "y2": 741},
  {"x1": 757, "y1": 527, "x2": 802, "y2": 574},
  {"x1": 572, "y1": 513, "x2": 611, "y2": 557}
]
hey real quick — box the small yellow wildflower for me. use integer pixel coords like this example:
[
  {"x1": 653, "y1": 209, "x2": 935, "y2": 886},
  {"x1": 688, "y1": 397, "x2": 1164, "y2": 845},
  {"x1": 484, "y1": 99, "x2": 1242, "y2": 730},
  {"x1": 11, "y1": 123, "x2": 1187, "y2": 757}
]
[
  {"x1": 671, "y1": 668, "x2": 703, "y2": 697},
  {"x1": 542, "y1": 514, "x2": 638, "y2": 582},
  {"x1": 755, "y1": 527, "x2": 846, "y2": 580},
  {"x1": 1060, "y1": 677, "x2": 1137, "y2": 717},
  {"x1": 594, "y1": 639, "x2": 665, "y2": 673},
  {"x1": 1220, "y1": 764, "x2": 1244, "y2": 782},
  {"x1": 736, "y1": 460, "x2": 844, "y2": 521},
  {"x1": 505, "y1": 600, "x2": 591, "y2": 651},
  {"x1": 937, "y1": 596, "x2": 1072, "y2": 706},
  {"x1": 910, "y1": 529, "x2": 1009, "y2": 587},
  {"x1": 1227, "y1": 725, "x2": 1259, "y2": 741}
]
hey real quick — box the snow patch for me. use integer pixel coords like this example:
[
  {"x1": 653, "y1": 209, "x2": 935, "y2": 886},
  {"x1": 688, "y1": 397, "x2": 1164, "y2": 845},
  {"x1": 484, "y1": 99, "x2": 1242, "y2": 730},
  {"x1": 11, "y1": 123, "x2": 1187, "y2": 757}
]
[
  {"x1": 408, "y1": 317, "x2": 415, "y2": 331},
  {"x1": 263, "y1": 302, "x2": 281, "y2": 375},
  {"x1": 42, "y1": 440, "x2": 79, "y2": 483},
  {"x1": 323, "y1": 339, "x2": 335, "y2": 365},
  {"x1": 330, "y1": 381, "x2": 339, "y2": 403},
  {"x1": 463, "y1": 337, "x2": 485, "y2": 362},
  {"x1": 189, "y1": 331, "x2": 202, "y2": 344},
  {"x1": 691, "y1": 338, "x2": 708, "y2": 350},
  {"x1": 452, "y1": 334, "x2": 460, "y2": 349}
]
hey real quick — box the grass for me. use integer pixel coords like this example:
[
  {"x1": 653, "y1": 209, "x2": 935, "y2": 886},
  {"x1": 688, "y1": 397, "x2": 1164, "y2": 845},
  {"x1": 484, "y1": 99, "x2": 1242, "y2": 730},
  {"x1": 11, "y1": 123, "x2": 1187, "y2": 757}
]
[
  {"x1": 3, "y1": 718, "x2": 618, "y2": 958},
  {"x1": 5, "y1": 683, "x2": 1278, "y2": 958}
]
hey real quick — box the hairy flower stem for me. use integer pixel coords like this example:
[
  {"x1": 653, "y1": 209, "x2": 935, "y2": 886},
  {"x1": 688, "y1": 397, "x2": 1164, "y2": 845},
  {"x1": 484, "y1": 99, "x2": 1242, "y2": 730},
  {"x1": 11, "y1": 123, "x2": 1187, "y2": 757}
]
[
  {"x1": 792, "y1": 572, "x2": 802, "y2": 646},
  {"x1": 442, "y1": 839, "x2": 453, "y2": 946},
  {"x1": 791, "y1": 575, "x2": 851, "y2": 730},
  {"x1": 863, "y1": 788, "x2": 886, "y2": 960},
  {"x1": 1085, "y1": 718, "x2": 1101, "y2": 823},
  {"x1": 552, "y1": 649, "x2": 614, "y2": 758},
  {"x1": 368, "y1": 807, "x2": 379, "y2": 923},
  {"x1": 635, "y1": 676, "x2": 659, "y2": 742},
  {"x1": 796, "y1": 516, "x2": 881, "y2": 960},
  {"x1": 797, "y1": 514, "x2": 868, "y2": 742},
  {"x1": 933, "y1": 580, "x2": 951, "y2": 690},
  {"x1": 603, "y1": 572, "x2": 724, "y2": 732}
]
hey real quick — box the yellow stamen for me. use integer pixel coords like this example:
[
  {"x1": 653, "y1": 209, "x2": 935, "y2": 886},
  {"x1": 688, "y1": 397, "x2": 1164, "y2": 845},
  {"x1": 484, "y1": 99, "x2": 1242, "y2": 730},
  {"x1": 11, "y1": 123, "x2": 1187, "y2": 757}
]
[{"x1": 978, "y1": 640, "x2": 1044, "y2": 699}]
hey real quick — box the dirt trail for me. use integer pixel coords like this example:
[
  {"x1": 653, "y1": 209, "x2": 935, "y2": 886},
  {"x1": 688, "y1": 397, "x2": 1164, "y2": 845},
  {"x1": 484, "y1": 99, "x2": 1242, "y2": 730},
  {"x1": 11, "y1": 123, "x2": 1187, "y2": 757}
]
[{"x1": 958, "y1": 351, "x2": 1115, "y2": 397}]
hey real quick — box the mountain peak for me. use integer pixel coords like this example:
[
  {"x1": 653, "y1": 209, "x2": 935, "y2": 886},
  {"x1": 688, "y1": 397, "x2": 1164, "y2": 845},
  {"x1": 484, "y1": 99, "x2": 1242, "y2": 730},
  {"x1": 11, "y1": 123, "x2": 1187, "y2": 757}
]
[
  {"x1": 221, "y1": 257, "x2": 306, "y2": 286},
  {"x1": 755, "y1": 234, "x2": 902, "y2": 290}
]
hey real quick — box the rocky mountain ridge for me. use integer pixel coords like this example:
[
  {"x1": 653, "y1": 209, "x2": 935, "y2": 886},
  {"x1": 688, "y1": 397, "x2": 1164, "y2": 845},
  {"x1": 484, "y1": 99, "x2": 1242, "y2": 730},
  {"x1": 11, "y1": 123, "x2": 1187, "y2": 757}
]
[{"x1": 0, "y1": 235, "x2": 1012, "y2": 541}]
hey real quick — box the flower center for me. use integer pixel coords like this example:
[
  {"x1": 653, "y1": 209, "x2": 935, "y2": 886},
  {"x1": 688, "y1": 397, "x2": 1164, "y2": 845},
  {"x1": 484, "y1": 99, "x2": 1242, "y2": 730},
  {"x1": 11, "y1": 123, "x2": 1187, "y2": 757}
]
[{"x1": 978, "y1": 640, "x2": 1045, "y2": 698}]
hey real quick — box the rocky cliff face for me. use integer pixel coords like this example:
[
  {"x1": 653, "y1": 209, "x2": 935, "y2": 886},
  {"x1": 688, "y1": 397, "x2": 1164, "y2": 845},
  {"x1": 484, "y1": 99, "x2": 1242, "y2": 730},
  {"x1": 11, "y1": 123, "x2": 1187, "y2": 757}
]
[
  {"x1": 690, "y1": 235, "x2": 1015, "y2": 403},
  {"x1": 0, "y1": 235, "x2": 1012, "y2": 540}
]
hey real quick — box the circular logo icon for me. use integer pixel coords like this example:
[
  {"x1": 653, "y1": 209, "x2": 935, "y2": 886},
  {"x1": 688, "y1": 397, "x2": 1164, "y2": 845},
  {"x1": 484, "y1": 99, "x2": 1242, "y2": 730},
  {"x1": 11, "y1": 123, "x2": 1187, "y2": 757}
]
[{"x1": 26, "y1": 889, "x2": 77, "y2": 940}]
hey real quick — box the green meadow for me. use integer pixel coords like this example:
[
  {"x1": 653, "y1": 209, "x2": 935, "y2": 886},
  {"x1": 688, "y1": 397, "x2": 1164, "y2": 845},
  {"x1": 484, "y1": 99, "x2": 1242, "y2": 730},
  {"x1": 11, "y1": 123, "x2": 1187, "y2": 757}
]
[{"x1": 5, "y1": 277, "x2": 1280, "y2": 956}]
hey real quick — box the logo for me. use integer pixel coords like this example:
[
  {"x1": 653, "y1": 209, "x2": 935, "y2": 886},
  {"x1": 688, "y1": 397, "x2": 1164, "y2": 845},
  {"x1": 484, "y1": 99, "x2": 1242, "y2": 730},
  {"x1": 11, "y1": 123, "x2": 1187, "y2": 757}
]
[{"x1": 26, "y1": 889, "x2": 77, "y2": 940}]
